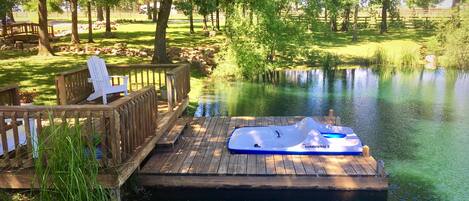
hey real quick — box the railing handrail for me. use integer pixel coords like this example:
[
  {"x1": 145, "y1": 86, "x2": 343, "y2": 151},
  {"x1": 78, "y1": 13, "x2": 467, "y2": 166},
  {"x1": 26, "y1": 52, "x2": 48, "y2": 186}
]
[
  {"x1": 0, "y1": 23, "x2": 54, "y2": 37},
  {"x1": 0, "y1": 87, "x2": 158, "y2": 170},
  {"x1": 0, "y1": 83, "x2": 20, "y2": 106},
  {"x1": 55, "y1": 63, "x2": 188, "y2": 105}
]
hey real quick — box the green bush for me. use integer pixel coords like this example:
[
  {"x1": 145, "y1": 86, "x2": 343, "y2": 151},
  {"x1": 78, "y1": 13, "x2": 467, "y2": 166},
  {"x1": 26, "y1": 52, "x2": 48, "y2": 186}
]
[
  {"x1": 435, "y1": 7, "x2": 469, "y2": 69},
  {"x1": 302, "y1": 49, "x2": 321, "y2": 66}
]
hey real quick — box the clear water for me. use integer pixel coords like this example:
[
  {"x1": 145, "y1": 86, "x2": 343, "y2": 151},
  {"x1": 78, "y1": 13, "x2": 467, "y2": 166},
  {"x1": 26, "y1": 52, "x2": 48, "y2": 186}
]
[{"x1": 194, "y1": 68, "x2": 469, "y2": 201}]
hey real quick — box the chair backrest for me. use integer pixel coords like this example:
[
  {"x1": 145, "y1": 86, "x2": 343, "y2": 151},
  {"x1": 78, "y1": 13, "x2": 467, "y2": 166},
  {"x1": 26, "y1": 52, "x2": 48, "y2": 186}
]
[{"x1": 87, "y1": 56, "x2": 111, "y2": 93}]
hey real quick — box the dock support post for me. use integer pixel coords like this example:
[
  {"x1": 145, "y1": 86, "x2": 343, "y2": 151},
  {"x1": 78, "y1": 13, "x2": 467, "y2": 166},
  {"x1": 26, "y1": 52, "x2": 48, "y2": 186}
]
[
  {"x1": 362, "y1": 145, "x2": 370, "y2": 157},
  {"x1": 110, "y1": 187, "x2": 122, "y2": 201},
  {"x1": 327, "y1": 109, "x2": 334, "y2": 124},
  {"x1": 376, "y1": 160, "x2": 386, "y2": 178}
]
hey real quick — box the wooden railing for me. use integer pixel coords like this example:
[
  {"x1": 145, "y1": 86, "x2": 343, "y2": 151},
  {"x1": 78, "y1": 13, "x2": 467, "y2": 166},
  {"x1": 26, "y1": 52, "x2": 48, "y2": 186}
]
[
  {"x1": 55, "y1": 63, "x2": 191, "y2": 106},
  {"x1": 0, "y1": 84, "x2": 20, "y2": 106},
  {"x1": 166, "y1": 64, "x2": 190, "y2": 111},
  {"x1": 0, "y1": 23, "x2": 54, "y2": 38},
  {"x1": 0, "y1": 87, "x2": 158, "y2": 170}
]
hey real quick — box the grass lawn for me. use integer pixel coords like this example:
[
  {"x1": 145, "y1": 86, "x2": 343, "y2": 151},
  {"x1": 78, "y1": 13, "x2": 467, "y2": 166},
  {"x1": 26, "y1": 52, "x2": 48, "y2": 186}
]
[
  {"x1": 307, "y1": 28, "x2": 434, "y2": 64},
  {"x1": 0, "y1": 21, "x2": 225, "y2": 108},
  {"x1": 0, "y1": 14, "x2": 434, "y2": 107}
]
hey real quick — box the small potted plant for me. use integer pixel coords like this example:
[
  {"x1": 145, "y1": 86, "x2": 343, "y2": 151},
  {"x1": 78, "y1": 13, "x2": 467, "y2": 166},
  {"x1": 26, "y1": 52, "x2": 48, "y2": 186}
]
[{"x1": 19, "y1": 89, "x2": 38, "y2": 106}]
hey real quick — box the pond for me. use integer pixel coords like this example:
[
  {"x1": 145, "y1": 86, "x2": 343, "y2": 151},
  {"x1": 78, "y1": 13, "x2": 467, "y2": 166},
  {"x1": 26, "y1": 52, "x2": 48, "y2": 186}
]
[{"x1": 194, "y1": 68, "x2": 469, "y2": 201}]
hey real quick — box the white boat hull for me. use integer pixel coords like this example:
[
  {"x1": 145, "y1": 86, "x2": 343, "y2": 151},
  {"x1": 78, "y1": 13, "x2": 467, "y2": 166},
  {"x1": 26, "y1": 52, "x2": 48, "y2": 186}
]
[{"x1": 227, "y1": 117, "x2": 363, "y2": 155}]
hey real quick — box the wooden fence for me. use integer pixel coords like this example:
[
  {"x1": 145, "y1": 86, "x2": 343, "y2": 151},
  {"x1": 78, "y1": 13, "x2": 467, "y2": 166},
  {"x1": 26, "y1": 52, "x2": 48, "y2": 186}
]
[
  {"x1": 292, "y1": 14, "x2": 455, "y2": 29},
  {"x1": 55, "y1": 63, "x2": 190, "y2": 109},
  {"x1": 0, "y1": 23, "x2": 54, "y2": 38},
  {"x1": 0, "y1": 87, "x2": 158, "y2": 170},
  {"x1": 0, "y1": 84, "x2": 20, "y2": 106}
]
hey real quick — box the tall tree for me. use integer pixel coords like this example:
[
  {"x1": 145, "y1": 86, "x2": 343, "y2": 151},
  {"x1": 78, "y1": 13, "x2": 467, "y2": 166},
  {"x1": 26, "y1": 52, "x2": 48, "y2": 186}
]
[
  {"x1": 7, "y1": 7, "x2": 14, "y2": 22},
  {"x1": 341, "y1": 1, "x2": 353, "y2": 32},
  {"x1": 87, "y1": 0, "x2": 94, "y2": 43},
  {"x1": 152, "y1": 0, "x2": 173, "y2": 64},
  {"x1": 380, "y1": 0, "x2": 388, "y2": 34},
  {"x1": 194, "y1": 0, "x2": 217, "y2": 31},
  {"x1": 105, "y1": 4, "x2": 111, "y2": 34},
  {"x1": 352, "y1": 3, "x2": 359, "y2": 41},
  {"x1": 174, "y1": 0, "x2": 195, "y2": 33},
  {"x1": 215, "y1": 0, "x2": 220, "y2": 30},
  {"x1": 96, "y1": 0, "x2": 119, "y2": 36},
  {"x1": 97, "y1": 5, "x2": 104, "y2": 21},
  {"x1": 146, "y1": 0, "x2": 152, "y2": 19},
  {"x1": 70, "y1": 0, "x2": 80, "y2": 44},
  {"x1": 37, "y1": 0, "x2": 54, "y2": 56},
  {"x1": 153, "y1": 0, "x2": 158, "y2": 22},
  {"x1": 0, "y1": 0, "x2": 15, "y2": 32}
]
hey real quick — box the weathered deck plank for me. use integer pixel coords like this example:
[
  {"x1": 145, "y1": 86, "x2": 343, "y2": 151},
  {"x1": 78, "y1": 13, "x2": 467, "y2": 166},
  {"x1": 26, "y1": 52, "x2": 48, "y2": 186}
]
[{"x1": 139, "y1": 116, "x2": 388, "y2": 191}]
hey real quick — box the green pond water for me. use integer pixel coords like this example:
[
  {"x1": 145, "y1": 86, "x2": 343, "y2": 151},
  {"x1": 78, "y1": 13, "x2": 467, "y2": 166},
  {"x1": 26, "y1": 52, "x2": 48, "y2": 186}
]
[{"x1": 194, "y1": 68, "x2": 469, "y2": 201}]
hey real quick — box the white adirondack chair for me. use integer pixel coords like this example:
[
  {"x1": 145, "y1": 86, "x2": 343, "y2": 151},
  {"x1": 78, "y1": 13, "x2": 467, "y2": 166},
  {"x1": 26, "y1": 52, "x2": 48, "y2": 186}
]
[{"x1": 87, "y1": 56, "x2": 128, "y2": 104}]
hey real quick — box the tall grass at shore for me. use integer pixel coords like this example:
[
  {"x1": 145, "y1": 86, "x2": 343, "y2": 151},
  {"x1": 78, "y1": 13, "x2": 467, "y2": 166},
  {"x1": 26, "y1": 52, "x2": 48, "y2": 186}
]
[
  {"x1": 35, "y1": 116, "x2": 108, "y2": 201},
  {"x1": 370, "y1": 46, "x2": 421, "y2": 71}
]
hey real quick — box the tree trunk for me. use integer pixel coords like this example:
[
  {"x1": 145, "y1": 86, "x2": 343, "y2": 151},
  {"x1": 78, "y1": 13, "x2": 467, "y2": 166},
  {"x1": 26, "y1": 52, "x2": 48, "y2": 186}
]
[
  {"x1": 452, "y1": 0, "x2": 460, "y2": 7},
  {"x1": 152, "y1": 0, "x2": 173, "y2": 64},
  {"x1": 330, "y1": 14, "x2": 337, "y2": 31},
  {"x1": 189, "y1": 0, "x2": 194, "y2": 33},
  {"x1": 341, "y1": 7, "x2": 351, "y2": 32},
  {"x1": 216, "y1": 0, "x2": 220, "y2": 30},
  {"x1": 211, "y1": 12, "x2": 214, "y2": 30},
  {"x1": 1, "y1": 14, "x2": 6, "y2": 37},
  {"x1": 105, "y1": 5, "x2": 112, "y2": 36},
  {"x1": 97, "y1": 5, "x2": 104, "y2": 21},
  {"x1": 324, "y1": 7, "x2": 328, "y2": 23},
  {"x1": 8, "y1": 7, "x2": 15, "y2": 22},
  {"x1": 380, "y1": 0, "x2": 388, "y2": 34},
  {"x1": 147, "y1": 1, "x2": 152, "y2": 19},
  {"x1": 203, "y1": 15, "x2": 208, "y2": 30},
  {"x1": 87, "y1": 1, "x2": 94, "y2": 43},
  {"x1": 37, "y1": 0, "x2": 53, "y2": 56},
  {"x1": 352, "y1": 4, "x2": 359, "y2": 42},
  {"x1": 71, "y1": 0, "x2": 80, "y2": 44},
  {"x1": 153, "y1": 0, "x2": 158, "y2": 22}
]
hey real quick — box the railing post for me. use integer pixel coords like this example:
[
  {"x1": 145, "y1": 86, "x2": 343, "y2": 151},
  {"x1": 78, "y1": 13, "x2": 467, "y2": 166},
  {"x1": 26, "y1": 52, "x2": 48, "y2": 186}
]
[
  {"x1": 55, "y1": 75, "x2": 67, "y2": 105},
  {"x1": 50, "y1": 25, "x2": 54, "y2": 37},
  {"x1": 166, "y1": 75, "x2": 174, "y2": 111}
]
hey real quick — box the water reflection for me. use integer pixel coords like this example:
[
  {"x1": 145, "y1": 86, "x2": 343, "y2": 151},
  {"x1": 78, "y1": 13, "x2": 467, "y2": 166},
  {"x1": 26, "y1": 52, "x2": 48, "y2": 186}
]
[{"x1": 195, "y1": 68, "x2": 469, "y2": 201}]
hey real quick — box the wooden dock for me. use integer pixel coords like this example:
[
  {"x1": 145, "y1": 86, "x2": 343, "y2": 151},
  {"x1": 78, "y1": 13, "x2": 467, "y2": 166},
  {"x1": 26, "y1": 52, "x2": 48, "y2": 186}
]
[{"x1": 139, "y1": 116, "x2": 388, "y2": 191}]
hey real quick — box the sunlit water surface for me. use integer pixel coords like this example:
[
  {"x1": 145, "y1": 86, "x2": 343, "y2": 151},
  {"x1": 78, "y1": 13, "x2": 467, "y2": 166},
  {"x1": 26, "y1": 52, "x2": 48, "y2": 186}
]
[{"x1": 193, "y1": 68, "x2": 469, "y2": 201}]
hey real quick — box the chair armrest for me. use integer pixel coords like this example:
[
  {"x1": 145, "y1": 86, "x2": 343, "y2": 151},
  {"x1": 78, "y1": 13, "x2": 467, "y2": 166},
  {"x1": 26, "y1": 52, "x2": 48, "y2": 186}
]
[{"x1": 88, "y1": 78, "x2": 104, "y2": 83}]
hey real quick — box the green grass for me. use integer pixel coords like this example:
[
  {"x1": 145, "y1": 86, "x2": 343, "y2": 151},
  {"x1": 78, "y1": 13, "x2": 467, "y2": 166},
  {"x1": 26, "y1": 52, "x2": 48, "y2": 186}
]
[
  {"x1": 0, "y1": 21, "x2": 224, "y2": 106},
  {"x1": 310, "y1": 29, "x2": 433, "y2": 65}
]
